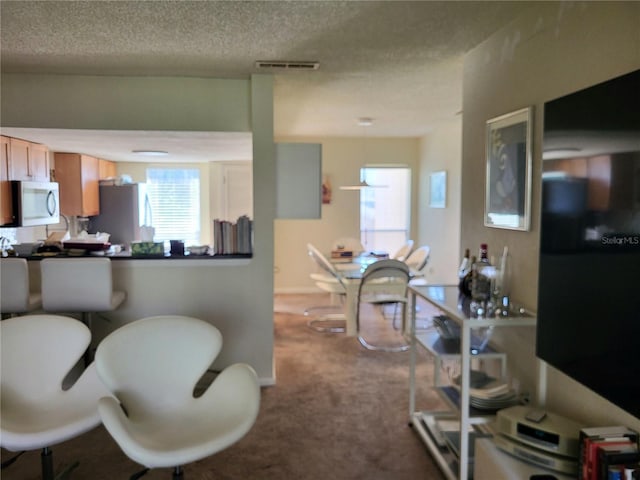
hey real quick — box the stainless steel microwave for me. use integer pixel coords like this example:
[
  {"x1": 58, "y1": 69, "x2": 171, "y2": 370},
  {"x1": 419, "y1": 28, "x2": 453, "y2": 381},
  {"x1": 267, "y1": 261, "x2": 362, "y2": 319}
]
[{"x1": 11, "y1": 180, "x2": 60, "y2": 227}]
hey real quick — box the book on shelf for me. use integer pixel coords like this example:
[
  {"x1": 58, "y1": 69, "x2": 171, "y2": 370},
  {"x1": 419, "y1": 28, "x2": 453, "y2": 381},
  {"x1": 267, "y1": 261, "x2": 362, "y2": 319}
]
[
  {"x1": 213, "y1": 215, "x2": 253, "y2": 255},
  {"x1": 596, "y1": 443, "x2": 639, "y2": 480},
  {"x1": 578, "y1": 426, "x2": 639, "y2": 480}
]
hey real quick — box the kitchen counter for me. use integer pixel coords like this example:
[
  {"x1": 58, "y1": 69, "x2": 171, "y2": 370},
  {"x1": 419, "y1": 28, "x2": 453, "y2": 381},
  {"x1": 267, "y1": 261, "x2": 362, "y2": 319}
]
[{"x1": 22, "y1": 251, "x2": 266, "y2": 385}]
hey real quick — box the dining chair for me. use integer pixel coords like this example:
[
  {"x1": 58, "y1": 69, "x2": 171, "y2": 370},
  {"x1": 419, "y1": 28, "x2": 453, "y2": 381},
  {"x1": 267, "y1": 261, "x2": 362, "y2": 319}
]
[
  {"x1": 0, "y1": 314, "x2": 108, "y2": 480},
  {"x1": 305, "y1": 243, "x2": 347, "y2": 333},
  {"x1": 391, "y1": 239, "x2": 414, "y2": 262},
  {"x1": 95, "y1": 315, "x2": 260, "y2": 480},
  {"x1": 404, "y1": 245, "x2": 431, "y2": 278},
  {"x1": 356, "y1": 259, "x2": 411, "y2": 352},
  {"x1": 0, "y1": 257, "x2": 42, "y2": 318}
]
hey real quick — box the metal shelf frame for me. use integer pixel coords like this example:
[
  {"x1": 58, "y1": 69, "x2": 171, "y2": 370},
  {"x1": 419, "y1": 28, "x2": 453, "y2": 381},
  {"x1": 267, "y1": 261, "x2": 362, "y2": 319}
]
[{"x1": 408, "y1": 284, "x2": 537, "y2": 480}]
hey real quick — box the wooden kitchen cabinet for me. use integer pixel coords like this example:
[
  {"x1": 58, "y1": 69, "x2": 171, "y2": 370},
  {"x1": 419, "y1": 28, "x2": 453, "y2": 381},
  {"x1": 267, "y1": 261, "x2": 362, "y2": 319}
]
[
  {"x1": 1, "y1": 136, "x2": 13, "y2": 225},
  {"x1": 29, "y1": 143, "x2": 50, "y2": 181},
  {"x1": 8, "y1": 137, "x2": 50, "y2": 182},
  {"x1": 55, "y1": 153, "x2": 100, "y2": 217},
  {"x1": 98, "y1": 159, "x2": 117, "y2": 179}
]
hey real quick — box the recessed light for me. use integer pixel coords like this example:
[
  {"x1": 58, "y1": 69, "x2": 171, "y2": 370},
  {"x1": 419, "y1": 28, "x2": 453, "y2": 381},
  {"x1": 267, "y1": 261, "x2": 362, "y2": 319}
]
[
  {"x1": 132, "y1": 150, "x2": 169, "y2": 156},
  {"x1": 357, "y1": 117, "x2": 374, "y2": 127}
]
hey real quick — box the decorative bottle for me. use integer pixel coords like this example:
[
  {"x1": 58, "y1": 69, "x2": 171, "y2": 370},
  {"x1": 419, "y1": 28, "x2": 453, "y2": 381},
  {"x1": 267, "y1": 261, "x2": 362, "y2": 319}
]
[
  {"x1": 458, "y1": 248, "x2": 470, "y2": 279},
  {"x1": 471, "y1": 243, "x2": 492, "y2": 302},
  {"x1": 458, "y1": 249, "x2": 473, "y2": 297}
]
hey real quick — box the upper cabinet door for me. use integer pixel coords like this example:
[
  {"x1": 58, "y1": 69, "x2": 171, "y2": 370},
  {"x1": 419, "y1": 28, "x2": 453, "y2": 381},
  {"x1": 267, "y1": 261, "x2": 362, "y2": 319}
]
[
  {"x1": 81, "y1": 155, "x2": 100, "y2": 216},
  {"x1": 55, "y1": 152, "x2": 100, "y2": 217},
  {"x1": 275, "y1": 143, "x2": 322, "y2": 219},
  {"x1": 29, "y1": 143, "x2": 50, "y2": 181},
  {"x1": 0, "y1": 136, "x2": 14, "y2": 225},
  {"x1": 8, "y1": 137, "x2": 30, "y2": 181},
  {"x1": 7, "y1": 137, "x2": 50, "y2": 182},
  {"x1": 99, "y1": 159, "x2": 117, "y2": 179}
]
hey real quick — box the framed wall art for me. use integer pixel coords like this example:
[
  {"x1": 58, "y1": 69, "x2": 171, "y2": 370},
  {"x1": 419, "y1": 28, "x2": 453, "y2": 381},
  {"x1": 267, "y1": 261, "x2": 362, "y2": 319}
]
[
  {"x1": 484, "y1": 107, "x2": 533, "y2": 231},
  {"x1": 429, "y1": 170, "x2": 447, "y2": 208}
]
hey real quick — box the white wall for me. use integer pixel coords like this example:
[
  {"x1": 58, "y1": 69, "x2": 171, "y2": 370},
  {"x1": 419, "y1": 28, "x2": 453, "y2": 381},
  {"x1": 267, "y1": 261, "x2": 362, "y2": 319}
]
[
  {"x1": 273, "y1": 136, "x2": 420, "y2": 293},
  {"x1": 2, "y1": 73, "x2": 277, "y2": 382},
  {"x1": 417, "y1": 119, "x2": 462, "y2": 285},
  {"x1": 1, "y1": 74, "x2": 250, "y2": 131},
  {"x1": 461, "y1": 2, "x2": 640, "y2": 429}
]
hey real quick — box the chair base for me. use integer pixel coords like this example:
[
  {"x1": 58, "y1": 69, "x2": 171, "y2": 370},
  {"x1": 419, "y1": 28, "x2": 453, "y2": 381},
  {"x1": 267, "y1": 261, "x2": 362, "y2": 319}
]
[
  {"x1": 42, "y1": 447, "x2": 79, "y2": 480},
  {"x1": 303, "y1": 303, "x2": 341, "y2": 317},
  {"x1": 358, "y1": 335, "x2": 410, "y2": 352},
  {"x1": 307, "y1": 313, "x2": 346, "y2": 333},
  {"x1": 0, "y1": 451, "x2": 25, "y2": 469},
  {"x1": 128, "y1": 462, "x2": 184, "y2": 479},
  {"x1": 130, "y1": 468, "x2": 150, "y2": 480}
]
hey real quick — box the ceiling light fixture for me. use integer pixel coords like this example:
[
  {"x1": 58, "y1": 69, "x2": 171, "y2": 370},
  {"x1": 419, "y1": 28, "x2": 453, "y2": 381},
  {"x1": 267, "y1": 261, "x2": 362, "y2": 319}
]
[
  {"x1": 340, "y1": 118, "x2": 387, "y2": 190},
  {"x1": 132, "y1": 150, "x2": 169, "y2": 156}
]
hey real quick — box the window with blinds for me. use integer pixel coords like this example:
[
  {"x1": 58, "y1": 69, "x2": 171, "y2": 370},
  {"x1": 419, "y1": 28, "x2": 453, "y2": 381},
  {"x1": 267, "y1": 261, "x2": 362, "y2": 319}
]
[
  {"x1": 146, "y1": 168, "x2": 200, "y2": 245},
  {"x1": 360, "y1": 166, "x2": 411, "y2": 253}
]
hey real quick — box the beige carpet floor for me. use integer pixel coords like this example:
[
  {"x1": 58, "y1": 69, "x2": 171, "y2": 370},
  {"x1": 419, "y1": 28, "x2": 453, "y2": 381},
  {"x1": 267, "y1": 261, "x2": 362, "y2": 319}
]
[{"x1": 1, "y1": 293, "x2": 446, "y2": 480}]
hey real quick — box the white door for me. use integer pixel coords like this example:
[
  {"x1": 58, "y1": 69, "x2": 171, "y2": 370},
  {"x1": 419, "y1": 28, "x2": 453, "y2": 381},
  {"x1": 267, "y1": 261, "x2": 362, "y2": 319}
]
[{"x1": 222, "y1": 163, "x2": 253, "y2": 221}]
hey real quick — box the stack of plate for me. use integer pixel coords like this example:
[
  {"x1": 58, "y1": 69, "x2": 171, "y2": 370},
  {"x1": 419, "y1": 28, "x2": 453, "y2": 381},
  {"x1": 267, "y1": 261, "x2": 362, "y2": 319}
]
[
  {"x1": 468, "y1": 380, "x2": 518, "y2": 411},
  {"x1": 453, "y1": 372, "x2": 518, "y2": 412}
]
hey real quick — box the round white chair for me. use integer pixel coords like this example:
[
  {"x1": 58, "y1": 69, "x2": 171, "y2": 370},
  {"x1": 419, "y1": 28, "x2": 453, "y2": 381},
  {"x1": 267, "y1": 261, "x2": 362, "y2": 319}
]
[
  {"x1": 0, "y1": 314, "x2": 108, "y2": 480},
  {"x1": 95, "y1": 315, "x2": 261, "y2": 480}
]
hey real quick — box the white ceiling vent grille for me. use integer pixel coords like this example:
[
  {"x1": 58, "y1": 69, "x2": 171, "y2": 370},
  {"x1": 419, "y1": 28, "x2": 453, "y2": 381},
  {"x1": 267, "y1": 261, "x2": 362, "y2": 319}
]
[{"x1": 255, "y1": 60, "x2": 319, "y2": 70}]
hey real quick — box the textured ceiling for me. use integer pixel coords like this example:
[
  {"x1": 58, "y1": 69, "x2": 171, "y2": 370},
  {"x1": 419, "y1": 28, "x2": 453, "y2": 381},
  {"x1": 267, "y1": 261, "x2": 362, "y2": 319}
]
[{"x1": 0, "y1": 0, "x2": 537, "y2": 161}]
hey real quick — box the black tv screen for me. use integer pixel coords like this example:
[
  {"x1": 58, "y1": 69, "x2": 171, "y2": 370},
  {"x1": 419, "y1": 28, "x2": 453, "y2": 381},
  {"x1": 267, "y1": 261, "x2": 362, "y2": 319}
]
[{"x1": 537, "y1": 69, "x2": 640, "y2": 419}]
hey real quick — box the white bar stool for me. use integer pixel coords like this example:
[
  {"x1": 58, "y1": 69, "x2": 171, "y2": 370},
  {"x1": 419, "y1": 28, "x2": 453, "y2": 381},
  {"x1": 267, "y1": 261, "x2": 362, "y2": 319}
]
[
  {"x1": 40, "y1": 258, "x2": 126, "y2": 359},
  {"x1": 1, "y1": 257, "x2": 42, "y2": 318}
]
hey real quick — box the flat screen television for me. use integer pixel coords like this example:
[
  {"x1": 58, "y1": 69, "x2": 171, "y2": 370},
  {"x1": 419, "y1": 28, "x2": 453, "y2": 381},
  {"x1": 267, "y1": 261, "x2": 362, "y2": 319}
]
[{"x1": 537, "y1": 69, "x2": 640, "y2": 419}]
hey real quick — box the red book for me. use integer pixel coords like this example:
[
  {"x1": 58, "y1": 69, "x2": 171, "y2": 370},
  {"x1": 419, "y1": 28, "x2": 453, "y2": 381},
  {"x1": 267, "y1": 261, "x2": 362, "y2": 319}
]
[
  {"x1": 584, "y1": 438, "x2": 634, "y2": 480},
  {"x1": 579, "y1": 427, "x2": 639, "y2": 480}
]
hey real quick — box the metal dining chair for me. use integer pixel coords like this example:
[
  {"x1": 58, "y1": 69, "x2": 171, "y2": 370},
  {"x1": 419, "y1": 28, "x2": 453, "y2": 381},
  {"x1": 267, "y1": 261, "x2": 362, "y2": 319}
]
[
  {"x1": 404, "y1": 245, "x2": 431, "y2": 280},
  {"x1": 305, "y1": 243, "x2": 347, "y2": 333},
  {"x1": 356, "y1": 259, "x2": 411, "y2": 352},
  {"x1": 391, "y1": 240, "x2": 414, "y2": 262}
]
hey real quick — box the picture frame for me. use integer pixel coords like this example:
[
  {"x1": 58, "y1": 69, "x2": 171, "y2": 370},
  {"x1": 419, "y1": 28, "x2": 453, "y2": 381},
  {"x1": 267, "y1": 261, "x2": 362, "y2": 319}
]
[
  {"x1": 322, "y1": 174, "x2": 332, "y2": 204},
  {"x1": 484, "y1": 107, "x2": 533, "y2": 231},
  {"x1": 429, "y1": 170, "x2": 447, "y2": 208}
]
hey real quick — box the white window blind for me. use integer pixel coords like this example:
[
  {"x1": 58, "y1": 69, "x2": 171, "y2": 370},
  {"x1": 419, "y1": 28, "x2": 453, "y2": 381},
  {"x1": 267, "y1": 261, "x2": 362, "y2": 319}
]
[
  {"x1": 360, "y1": 167, "x2": 411, "y2": 253},
  {"x1": 146, "y1": 168, "x2": 200, "y2": 245}
]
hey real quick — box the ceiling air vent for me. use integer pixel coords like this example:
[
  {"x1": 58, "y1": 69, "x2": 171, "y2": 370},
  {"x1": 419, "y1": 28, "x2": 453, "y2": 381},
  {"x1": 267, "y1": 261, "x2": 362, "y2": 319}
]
[{"x1": 255, "y1": 60, "x2": 319, "y2": 70}]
